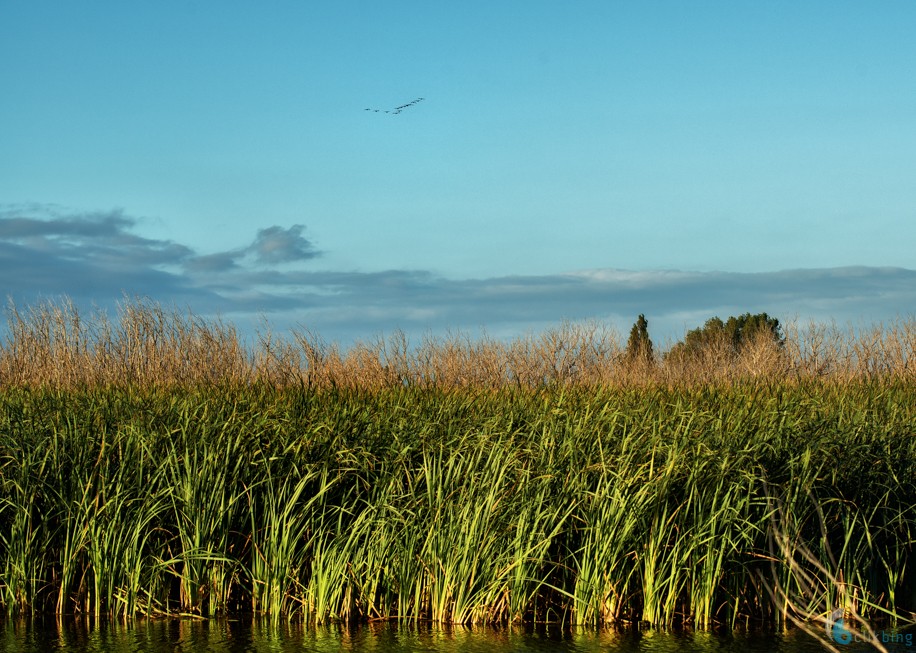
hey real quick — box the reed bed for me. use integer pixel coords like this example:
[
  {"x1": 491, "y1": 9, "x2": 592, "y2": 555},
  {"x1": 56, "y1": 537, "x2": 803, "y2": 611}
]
[
  {"x1": 2, "y1": 297, "x2": 914, "y2": 389},
  {"x1": 0, "y1": 299, "x2": 915, "y2": 626}
]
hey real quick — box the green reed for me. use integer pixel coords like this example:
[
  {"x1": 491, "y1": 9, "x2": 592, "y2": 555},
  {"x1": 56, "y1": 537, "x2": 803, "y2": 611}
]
[{"x1": 0, "y1": 381, "x2": 914, "y2": 627}]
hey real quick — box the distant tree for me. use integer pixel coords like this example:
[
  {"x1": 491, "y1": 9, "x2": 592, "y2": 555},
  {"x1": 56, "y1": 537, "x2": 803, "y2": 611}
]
[
  {"x1": 723, "y1": 312, "x2": 783, "y2": 350},
  {"x1": 668, "y1": 312, "x2": 783, "y2": 361},
  {"x1": 625, "y1": 314, "x2": 654, "y2": 363}
]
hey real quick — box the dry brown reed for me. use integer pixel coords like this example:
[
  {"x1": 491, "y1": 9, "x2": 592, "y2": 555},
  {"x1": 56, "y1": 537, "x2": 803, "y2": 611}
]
[
  {"x1": 783, "y1": 319, "x2": 916, "y2": 382},
  {"x1": 1, "y1": 297, "x2": 253, "y2": 388},
  {"x1": 1, "y1": 297, "x2": 914, "y2": 389}
]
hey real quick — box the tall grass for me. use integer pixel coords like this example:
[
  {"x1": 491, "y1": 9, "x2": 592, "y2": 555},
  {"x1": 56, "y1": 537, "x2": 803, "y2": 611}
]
[
  {"x1": 2, "y1": 297, "x2": 914, "y2": 389},
  {"x1": 0, "y1": 299, "x2": 914, "y2": 627}
]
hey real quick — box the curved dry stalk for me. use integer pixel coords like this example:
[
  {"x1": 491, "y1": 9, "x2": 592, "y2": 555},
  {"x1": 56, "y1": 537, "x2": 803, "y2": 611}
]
[{"x1": 759, "y1": 482, "x2": 915, "y2": 652}]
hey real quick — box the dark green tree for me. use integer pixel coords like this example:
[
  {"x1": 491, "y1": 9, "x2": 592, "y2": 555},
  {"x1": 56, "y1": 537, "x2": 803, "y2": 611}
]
[
  {"x1": 668, "y1": 312, "x2": 783, "y2": 361},
  {"x1": 626, "y1": 314, "x2": 654, "y2": 363}
]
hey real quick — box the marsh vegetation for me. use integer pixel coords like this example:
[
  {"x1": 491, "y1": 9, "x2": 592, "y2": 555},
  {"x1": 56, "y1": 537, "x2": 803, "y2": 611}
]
[{"x1": 0, "y1": 299, "x2": 914, "y2": 628}]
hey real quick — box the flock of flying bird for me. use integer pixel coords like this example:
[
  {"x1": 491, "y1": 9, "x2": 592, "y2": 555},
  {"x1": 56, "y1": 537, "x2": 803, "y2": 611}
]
[{"x1": 364, "y1": 97, "x2": 425, "y2": 115}]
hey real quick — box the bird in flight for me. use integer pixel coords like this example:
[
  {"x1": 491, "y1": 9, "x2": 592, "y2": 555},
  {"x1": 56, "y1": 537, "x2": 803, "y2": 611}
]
[{"x1": 364, "y1": 97, "x2": 425, "y2": 115}]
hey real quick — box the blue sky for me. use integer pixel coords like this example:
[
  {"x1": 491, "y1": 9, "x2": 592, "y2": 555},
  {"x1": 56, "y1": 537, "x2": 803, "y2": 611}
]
[{"x1": 2, "y1": 2, "x2": 915, "y2": 346}]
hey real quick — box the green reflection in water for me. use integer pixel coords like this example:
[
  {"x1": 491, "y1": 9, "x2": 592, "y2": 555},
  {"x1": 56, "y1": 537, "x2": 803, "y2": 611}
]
[{"x1": 0, "y1": 620, "x2": 836, "y2": 653}]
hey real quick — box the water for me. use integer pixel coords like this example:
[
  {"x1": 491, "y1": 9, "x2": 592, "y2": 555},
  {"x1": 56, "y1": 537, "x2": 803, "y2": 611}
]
[{"x1": 0, "y1": 620, "x2": 848, "y2": 653}]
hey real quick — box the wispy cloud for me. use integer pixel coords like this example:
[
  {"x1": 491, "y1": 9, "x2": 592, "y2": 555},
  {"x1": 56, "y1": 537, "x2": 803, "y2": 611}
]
[
  {"x1": 2, "y1": 205, "x2": 914, "y2": 344},
  {"x1": 0, "y1": 205, "x2": 210, "y2": 303}
]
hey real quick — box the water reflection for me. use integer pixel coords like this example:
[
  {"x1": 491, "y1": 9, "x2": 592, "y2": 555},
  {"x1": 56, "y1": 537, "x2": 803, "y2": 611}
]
[{"x1": 1, "y1": 619, "x2": 835, "y2": 653}]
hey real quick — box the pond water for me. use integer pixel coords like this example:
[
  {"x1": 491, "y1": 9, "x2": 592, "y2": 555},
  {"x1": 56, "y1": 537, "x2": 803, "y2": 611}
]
[{"x1": 0, "y1": 619, "x2": 868, "y2": 653}]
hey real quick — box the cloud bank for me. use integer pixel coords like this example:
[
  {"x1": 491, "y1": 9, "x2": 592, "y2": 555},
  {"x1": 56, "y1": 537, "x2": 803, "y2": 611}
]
[{"x1": 2, "y1": 205, "x2": 914, "y2": 345}]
